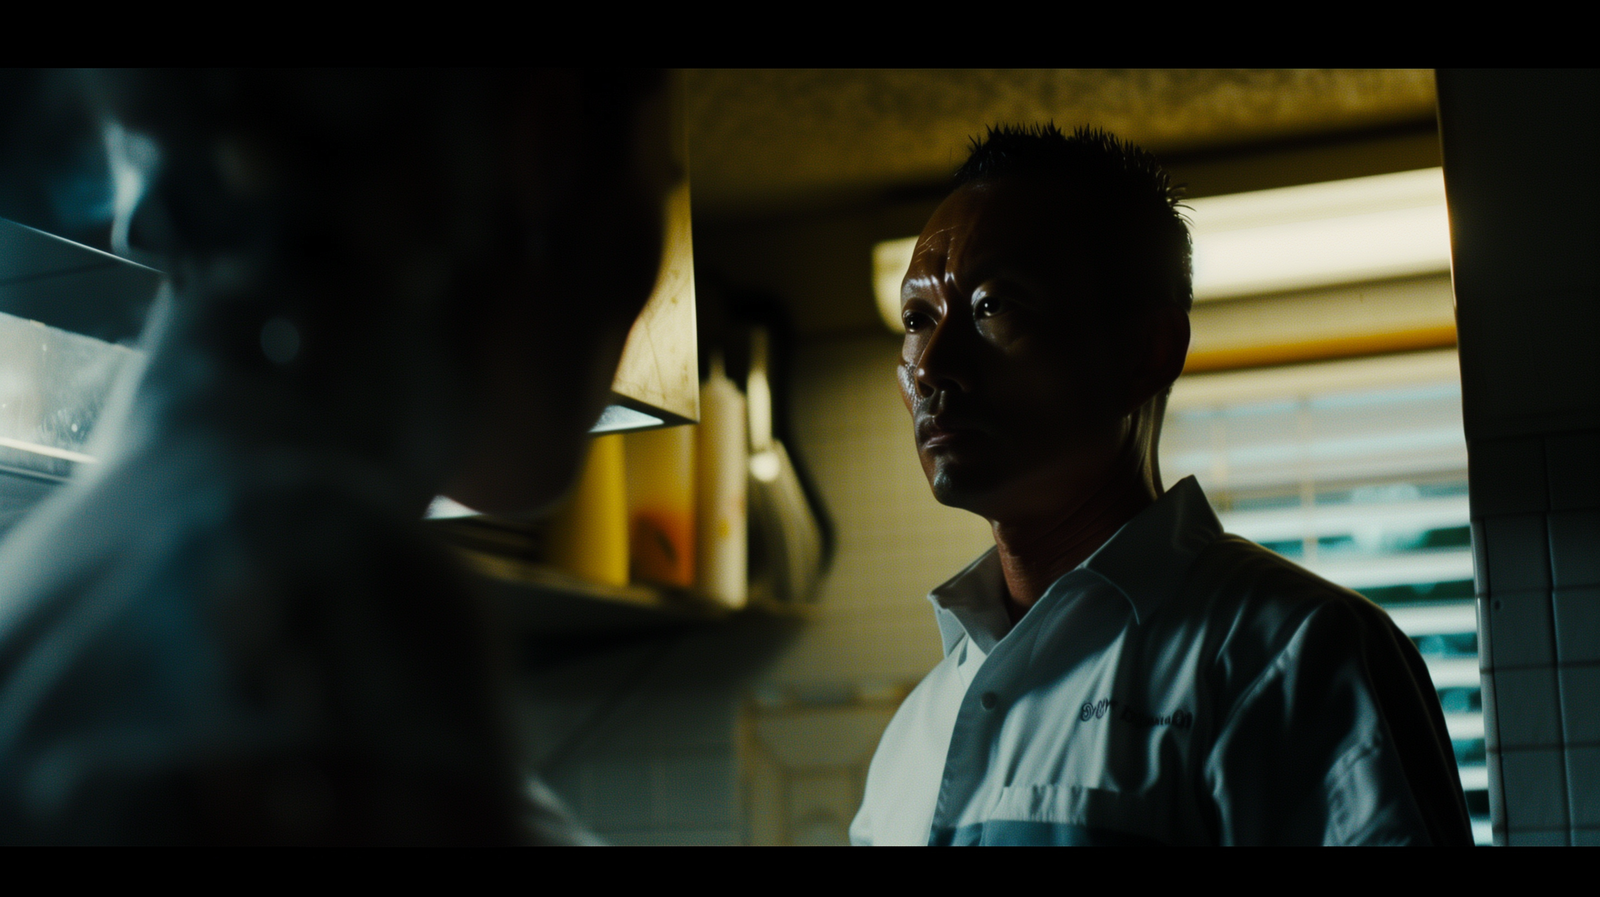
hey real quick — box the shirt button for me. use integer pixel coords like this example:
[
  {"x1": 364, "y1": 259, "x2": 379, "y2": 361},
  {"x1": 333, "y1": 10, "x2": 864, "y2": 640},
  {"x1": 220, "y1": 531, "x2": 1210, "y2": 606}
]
[{"x1": 980, "y1": 692, "x2": 999, "y2": 710}]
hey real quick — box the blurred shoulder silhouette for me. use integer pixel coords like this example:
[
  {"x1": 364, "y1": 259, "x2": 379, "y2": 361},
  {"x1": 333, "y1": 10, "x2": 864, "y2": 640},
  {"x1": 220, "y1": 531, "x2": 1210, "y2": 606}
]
[{"x1": 0, "y1": 69, "x2": 675, "y2": 844}]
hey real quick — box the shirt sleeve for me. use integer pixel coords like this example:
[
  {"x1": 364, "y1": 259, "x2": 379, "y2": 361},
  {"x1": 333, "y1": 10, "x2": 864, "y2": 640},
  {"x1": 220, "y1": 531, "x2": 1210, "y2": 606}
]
[{"x1": 1203, "y1": 599, "x2": 1472, "y2": 845}]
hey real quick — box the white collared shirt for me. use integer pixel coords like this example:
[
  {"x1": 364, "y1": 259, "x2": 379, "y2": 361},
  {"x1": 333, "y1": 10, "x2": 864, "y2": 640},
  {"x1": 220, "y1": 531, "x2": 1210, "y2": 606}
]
[{"x1": 851, "y1": 477, "x2": 1472, "y2": 845}]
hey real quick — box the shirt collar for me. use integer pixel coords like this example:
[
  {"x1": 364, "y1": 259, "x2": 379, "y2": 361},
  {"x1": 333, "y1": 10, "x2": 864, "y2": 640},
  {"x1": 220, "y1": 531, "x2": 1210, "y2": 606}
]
[
  {"x1": 929, "y1": 548, "x2": 1009, "y2": 657},
  {"x1": 927, "y1": 476, "x2": 1222, "y2": 656},
  {"x1": 1077, "y1": 475, "x2": 1222, "y2": 625}
]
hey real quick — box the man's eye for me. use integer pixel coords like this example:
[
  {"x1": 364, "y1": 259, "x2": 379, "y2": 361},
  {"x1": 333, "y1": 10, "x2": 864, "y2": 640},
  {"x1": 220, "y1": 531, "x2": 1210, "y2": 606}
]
[
  {"x1": 975, "y1": 296, "x2": 1006, "y2": 318},
  {"x1": 902, "y1": 311, "x2": 931, "y2": 332}
]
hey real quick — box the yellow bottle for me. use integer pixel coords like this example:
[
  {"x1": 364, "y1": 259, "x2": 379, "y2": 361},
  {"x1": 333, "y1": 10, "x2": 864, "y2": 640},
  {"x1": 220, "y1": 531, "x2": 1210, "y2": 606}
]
[
  {"x1": 625, "y1": 425, "x2": 697, "y2": 588},
  {"x1": 545, "y1": 433, "x2": 629, "y2": 588}
]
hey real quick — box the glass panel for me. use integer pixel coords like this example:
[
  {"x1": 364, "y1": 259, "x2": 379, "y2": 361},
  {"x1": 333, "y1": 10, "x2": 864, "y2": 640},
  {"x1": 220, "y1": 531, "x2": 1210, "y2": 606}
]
[{"x1": 0, "y1": 309, "x2": 138, "y2": 481}]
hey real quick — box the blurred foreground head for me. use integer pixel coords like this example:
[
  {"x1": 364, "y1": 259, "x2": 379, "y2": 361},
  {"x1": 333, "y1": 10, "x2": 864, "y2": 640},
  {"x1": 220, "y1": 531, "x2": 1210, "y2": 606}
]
[
  {"x1": 0, "y1": 70, "x2": 677, "y2": 844},
  {"x1": 91, "y1": 69, "x2": 676, "y2": 513}
]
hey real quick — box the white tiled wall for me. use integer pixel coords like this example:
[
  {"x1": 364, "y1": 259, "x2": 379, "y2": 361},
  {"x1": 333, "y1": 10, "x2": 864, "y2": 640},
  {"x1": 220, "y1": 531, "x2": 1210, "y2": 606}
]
[
  {"x1": 757, "y1": 332, "x2": 992, "y2": 693},
  {"x1": 1439, "y1": 69, "x2": 1600, "y2": 846},
  {"x1": 518, "y1": 622, "x2": 763, "y2": 845},
  {"x1": 738, "y1": 332, "x2": 996, "y2": 843},
  {"x1": 1470, "y1": 431, "x2": 1600, "y2": 845}
]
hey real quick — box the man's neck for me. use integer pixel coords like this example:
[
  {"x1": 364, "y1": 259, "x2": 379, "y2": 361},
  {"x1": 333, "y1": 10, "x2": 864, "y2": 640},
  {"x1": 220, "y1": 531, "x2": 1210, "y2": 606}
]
[{"x1": 992, "y1": 467, "x2": 1159, "y2": 621}]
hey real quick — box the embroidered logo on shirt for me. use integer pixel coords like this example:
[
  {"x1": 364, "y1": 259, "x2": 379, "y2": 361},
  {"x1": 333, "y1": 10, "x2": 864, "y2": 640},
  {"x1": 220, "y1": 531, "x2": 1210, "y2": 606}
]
[{"x1": 1079, "y1": 698, "x2": 1193, "y2": 730}]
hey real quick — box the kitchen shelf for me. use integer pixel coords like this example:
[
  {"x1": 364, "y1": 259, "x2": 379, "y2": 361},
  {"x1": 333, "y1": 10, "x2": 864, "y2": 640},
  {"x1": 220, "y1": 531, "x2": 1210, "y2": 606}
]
[
  {"x1": 459, "y1": 546, "x2": 722, "y2": 626},
  {"x1": 429, "y1": 507, "x2": 815, "y2": 637},
  {"x1": 455, "y1": 544, "x2": 814, "y2": 636}
]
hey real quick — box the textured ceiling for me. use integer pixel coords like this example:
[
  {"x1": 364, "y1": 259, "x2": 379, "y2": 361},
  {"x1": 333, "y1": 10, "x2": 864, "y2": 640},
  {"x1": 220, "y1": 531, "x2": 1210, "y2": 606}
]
[{"x1": 684, "y1": 69, "x2": 1438, "y2": 218}]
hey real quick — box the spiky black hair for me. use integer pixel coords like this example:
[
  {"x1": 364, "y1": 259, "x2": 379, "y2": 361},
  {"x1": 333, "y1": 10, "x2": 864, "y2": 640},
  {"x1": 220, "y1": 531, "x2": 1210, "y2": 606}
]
[{"x1": 953, "y1": 123, "x2": 1193, "y2": 313}]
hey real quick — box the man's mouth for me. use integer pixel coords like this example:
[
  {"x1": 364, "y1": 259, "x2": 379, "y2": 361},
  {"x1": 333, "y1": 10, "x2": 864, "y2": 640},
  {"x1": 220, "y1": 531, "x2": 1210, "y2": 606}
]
[{"x1": 917, "y1": 411, "x2": 988, "y2": 447}]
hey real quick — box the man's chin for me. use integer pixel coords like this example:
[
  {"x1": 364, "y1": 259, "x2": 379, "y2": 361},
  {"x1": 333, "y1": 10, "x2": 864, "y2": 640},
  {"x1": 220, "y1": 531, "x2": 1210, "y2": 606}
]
[
  {"x1": 927, "y1": 452, "x2": 1071, "y2": 521},
  {"x1": 928, "y1": 466, "x2": 1005, "y2": 516}
]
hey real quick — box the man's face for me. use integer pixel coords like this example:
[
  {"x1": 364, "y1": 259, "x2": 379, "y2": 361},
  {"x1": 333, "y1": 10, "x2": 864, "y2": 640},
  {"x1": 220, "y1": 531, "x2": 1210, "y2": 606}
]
[{"x1": 898, "y1": 178, "x2": 1141, "y2": 523}]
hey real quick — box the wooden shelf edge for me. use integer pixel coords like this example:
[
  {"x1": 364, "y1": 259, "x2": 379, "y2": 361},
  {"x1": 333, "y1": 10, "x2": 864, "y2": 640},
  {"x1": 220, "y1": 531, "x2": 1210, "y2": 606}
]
[{"x1": 453, "y1": 545, "x2": 819, "y2": 626}]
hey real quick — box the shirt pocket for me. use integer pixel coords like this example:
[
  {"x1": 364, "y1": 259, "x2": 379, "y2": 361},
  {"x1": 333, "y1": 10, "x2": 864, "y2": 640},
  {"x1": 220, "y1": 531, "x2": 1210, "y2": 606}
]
[{"x1": 974, "y1": 783, "x2": 1171, "y2": 845}]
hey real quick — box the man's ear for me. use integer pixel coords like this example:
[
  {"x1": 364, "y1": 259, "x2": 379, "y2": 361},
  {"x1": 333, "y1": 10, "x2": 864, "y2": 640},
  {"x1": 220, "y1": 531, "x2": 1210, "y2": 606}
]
[
  {"x1": 1149, "y1": 304, "x2": 1191, "y2": 389},
  {"x1": 1121, "y1": 304, "x2": 1190, "y2": 413}
]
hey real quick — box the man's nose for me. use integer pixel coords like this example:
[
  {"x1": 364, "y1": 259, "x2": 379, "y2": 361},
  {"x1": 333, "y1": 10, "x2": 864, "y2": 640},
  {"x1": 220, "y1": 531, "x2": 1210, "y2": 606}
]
[{"x1": 913, "y1": 320, "x2": 974, "y2": 397}]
